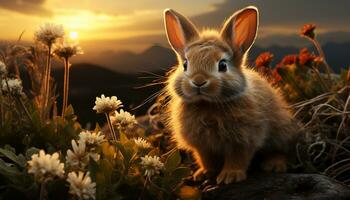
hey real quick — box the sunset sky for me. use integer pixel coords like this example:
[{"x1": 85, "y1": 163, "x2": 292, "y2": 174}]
[{"x1": 0, "y1": 0, "x2": 350, "y2": 53}]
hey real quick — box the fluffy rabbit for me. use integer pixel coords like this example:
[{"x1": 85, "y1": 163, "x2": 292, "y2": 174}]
[{"x1": 163, "y1": 6, "x2": 298, "y2": 184}]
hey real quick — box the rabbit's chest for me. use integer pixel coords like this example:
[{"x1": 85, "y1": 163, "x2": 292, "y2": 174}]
[{"x1": 180, "y1": 108, "x2": 232, "y2": 146}]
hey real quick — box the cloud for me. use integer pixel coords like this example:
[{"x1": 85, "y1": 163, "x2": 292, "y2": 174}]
[
  {"x1": 191, "y1": 0, "x2": 350, "y2": 30},
  {"x1": 0, "y1": 0, "x2": 52, "y2": 16}
]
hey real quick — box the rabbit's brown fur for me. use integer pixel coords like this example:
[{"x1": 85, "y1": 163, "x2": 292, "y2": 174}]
[{"x1": 163, "y1": 6, "x2": 298, "y2": 184}]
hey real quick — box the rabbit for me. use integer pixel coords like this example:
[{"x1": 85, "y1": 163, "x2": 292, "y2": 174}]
[{"x1": 163, "y1": 6, "x2": 299, "y2": 184}]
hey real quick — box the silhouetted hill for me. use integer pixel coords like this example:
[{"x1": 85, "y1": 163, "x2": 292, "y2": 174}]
[
  {"x1": 75, "y1": 44, "x2": 177, "y2": 73},
  {"x1": 77, "y1": 42, "x2": 350, "y2": 74},
  {"x1": 52, "y1": 64, "x2": 166, "y2": 126}
]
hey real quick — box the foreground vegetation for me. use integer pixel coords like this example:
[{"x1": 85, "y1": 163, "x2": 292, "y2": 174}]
[{"x1": 0, "y1": 23, "x2": 349, "y2": 200}]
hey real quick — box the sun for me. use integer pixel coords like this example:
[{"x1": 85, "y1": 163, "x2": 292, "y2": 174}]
[{"x1": 69, "y1": 31, "x2": 78, "y2": 40}]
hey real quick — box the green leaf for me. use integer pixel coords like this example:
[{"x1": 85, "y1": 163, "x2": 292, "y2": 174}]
[
  {"x1": 115, "y1": 142, "x2": 132, "y2": 165},
  {"x1": 164, "y1": 149, "x2": 181, "y2": 173},
  {"x1": 88, "y1": 157, "x2": 100, "y2": 178},
  {"x1": 120, "y1": 132, "x2": 129, "y2": 144},
  {"x1": 25, "y1": 147, "x2": 40, "y2": 160},
  {"x1": 162, "y1": 167, "x2": 191, "y2": 191},
  {"x1": 172, "y1": 167, "x2": 191, "y2": 179},
  {"x1": 4, "y1": 145, "x2": 16, "y2": 153},
  {"x1": 0, "y1": 158, "x2": 21, "y2": 177},
  {"x1": 0, "y1": 148, "x2": 26, "y2": 167},
  {"x1": 94, "y1": 123, "x2": 101, "y2": 132}
]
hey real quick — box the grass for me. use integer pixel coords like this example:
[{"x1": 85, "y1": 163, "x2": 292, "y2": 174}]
[{"x1": 0, "y1": 22, "x2": 349, "y2": 200}]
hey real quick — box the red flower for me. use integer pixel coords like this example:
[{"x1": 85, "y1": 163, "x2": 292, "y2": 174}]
[
  {"x1": 272, "y1": 68, "x2": 282, "y2": 83},
  {"x1": 280, "y1": 55, "x2": 298, "y2": 66},
  {"x1": 255, "y1": 52, "x2": 274, "y2": 68},
  {"x1": 313, "y1": 56, "x2": 324, "y2": 65},
  {"x1": 299, "y1": 48, "x2": 316, "y2": 66},
  {"x1": 301, "y1": 23, "x2": 316, "y2": 39}
]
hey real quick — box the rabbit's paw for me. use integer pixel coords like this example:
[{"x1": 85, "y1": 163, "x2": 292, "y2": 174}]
[
  {"x1": 261, "y1": 155, "x2": 287, "y2": 173},
  {"x1": 193, "y1": 168, "x2": 206, "y2": 181},
  {"x1": 216, "y1": 169, "x2": 246, "y2": 184}
]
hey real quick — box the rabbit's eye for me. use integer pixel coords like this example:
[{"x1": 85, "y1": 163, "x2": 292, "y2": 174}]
[
  {"x1": 183, "y1": 59, "x2": 188, "y2": 71},
  {"x1": 218, "y1": 59, "x2": 228, "y2": 72}
]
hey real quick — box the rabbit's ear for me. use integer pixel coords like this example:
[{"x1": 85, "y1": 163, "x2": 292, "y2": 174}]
[
  {"x1": 164, "y1": 9, "x2": 199, "y2": 56},
  {"x1": 220, "y1": 6, "x2": 258, "y2": 53}
]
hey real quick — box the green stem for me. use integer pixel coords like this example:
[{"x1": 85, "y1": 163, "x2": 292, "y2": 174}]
[
  {"x1": 0, "y1": 82, "x2": 4, "y2": 126},
  {"x1": 285, "y1": 75, "x2": 308, "y2": 99},
  {"x1": 311, "y1": 66, "x2": 330, "y2": 92},
  {"x1": 43, "y1": 44, "x2": 52, "y2": 119},
  {"x1": 311, "y1": 38, "x2": 333, "y2": 79},
  {"x1": 17, "y1": 98, "x2": 33, "y2": 123},
  {"x1": 39, "y1": 181, "x2": 47, "y2": 200},
  {"x1": 62, "y1": 58, "x2": 70, "y2": 117},
  {"x1": 138, "y1": 176, "x2": 148, "y2": 200},
  {"x1": 105, "y1": 113, "x2": 117, "y2": 141}
]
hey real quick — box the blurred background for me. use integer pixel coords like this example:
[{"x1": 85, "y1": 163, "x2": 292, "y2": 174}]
[{"x1": 1, "y1": 0, "x2": 349, "y2": 125}]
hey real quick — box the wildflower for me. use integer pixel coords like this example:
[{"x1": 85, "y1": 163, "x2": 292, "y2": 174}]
[
  {"x1": 313, "y1": 56, "x2": 324, "y2": 65},
  {"x1": 299, "y1": 48, "x2": 316, "y2": 66},
  {"x1": 27, "y1": 150, "x2": 64, "y2": 182},
  {"x1": 111, "y1": 109, "x2": 137, "y2": 130},
  {"x1": 255, "y1": 52, "x2": 274, "y2": 67},
  {"x1": 300, "y1": 23, "x2": 316, "y2": 40},
  {"x1": 67, "y1": 171, "x2": 96, "y2": 200},
  {"x1": 280, "y1": 55, "x2": 298, "y2": 66},
  {"x1": 134, "y1": 137, "x2": 151, "y2": 149},
  {"x1": 66, "y1": 140, "x2": 100, "y2": 169},
  {"x1": 0, "y1": 61, "x2": 6, "y2": 77},
  {"x1": 79, "y1": 131, "x2": 105, "y2": 146},
  {"x1": 53, "y1": 41, "x2": 83, "y2": 60},
  {"x1": 93, "y1": 94, "x2": 123, "y2": 114},
  {"x1": 272, "y1": 68, "x2": 282, "y2": 83},
  {"x1": 1, "y1": 78, "x2": 24, "y2": 96},
  {"x1": 34, "y1": 23, "x2": 64, "y2": 46},
  {"x1": 140, "y1": 155, "x2": 164, "y2": 177}
]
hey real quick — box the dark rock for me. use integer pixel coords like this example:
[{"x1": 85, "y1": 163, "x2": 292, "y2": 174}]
[{"x1": 203, "y1": 173, "x2": 350, "y2": 200}]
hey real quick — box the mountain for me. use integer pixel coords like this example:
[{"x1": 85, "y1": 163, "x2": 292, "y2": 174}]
[
  {"x1": 52, "y1": 64, "x2": 166, "y2": 126},
  {"x1": 75, "y1": 44, "x2": 177, "y2": 74},
  {"x1": 76, "y1": 42, "x2": 350, "y2": 75}
]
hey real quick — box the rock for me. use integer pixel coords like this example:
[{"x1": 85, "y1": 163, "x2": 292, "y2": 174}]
[{"x1": 202, "y1": 173, "x2": 350, "y2": 200}]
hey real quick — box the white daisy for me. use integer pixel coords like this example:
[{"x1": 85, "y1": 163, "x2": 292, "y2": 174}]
[
  {"x1": 0, "y1": 61, "x2": 6, "y2": 76},
  {"x1": 1, "y1": 78, "x2": 24, "y2": 96},
  {"x1": 66, "y1": 140, "x2": 99, "y2": 169},
  {"x1": 133, "y1": 137, "x2": 151, "y2": 149},
  {"x1": 53, "y1": 41, "x2": 83, "y2": 60},
  {"x1": 79, "y1": 131, "x2": 105, "y2": 146},
  {"x1": 34, "y1": 23, "x2": 65, "y2": 46},
  {"x1": 140, "y1": 155, "x2": 164, "y2": 177},
  {"x1": 93, "y1": 94, "x2": 123, "y2": 114},
  {"x1": 27, "y1": 150, "x2": 64, "y2": 182},
  {"x1": 67, "y1": 171, "x2": 96, "y2": 200},
  {"x1": 111, "y1": 109, "x2": 137, "y2": 130}
]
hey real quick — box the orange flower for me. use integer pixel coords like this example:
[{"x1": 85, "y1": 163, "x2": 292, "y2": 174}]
[
  {"x1": 301, "y1": 23, "x2": 316, "y2": 39},
  {"x1": 255, "y1": 52, "x2": 274, "y2": 68},
  {"x1": 313, "y1": 56, "x2": 324, "y2": 65},
  {"x1": 272, "y1": 68, "x2": 282, "y2": 83},
  {"x1": 281, "y1": 55, "x2": 298, "y2": 66},
  {"x1": 299, "y1": 48, "x2": 316, "y2": 66}
]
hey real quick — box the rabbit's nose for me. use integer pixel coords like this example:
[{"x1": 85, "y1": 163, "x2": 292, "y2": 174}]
[{"x1": 191, "y1": 75, "x2": 208, "y2": 87}]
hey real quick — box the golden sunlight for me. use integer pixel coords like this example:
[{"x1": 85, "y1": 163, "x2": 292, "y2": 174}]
[{"x1": 69, "y1": 31, "x2": 78, "y2": 40}]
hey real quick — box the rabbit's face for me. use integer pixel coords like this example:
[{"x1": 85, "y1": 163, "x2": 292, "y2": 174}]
[
  {"x1": 164, "y1": 7, "x2": 258, "y2": 103},
  {"x1": 169, "y1": 37, "x2": 246, "y2": 103}
]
